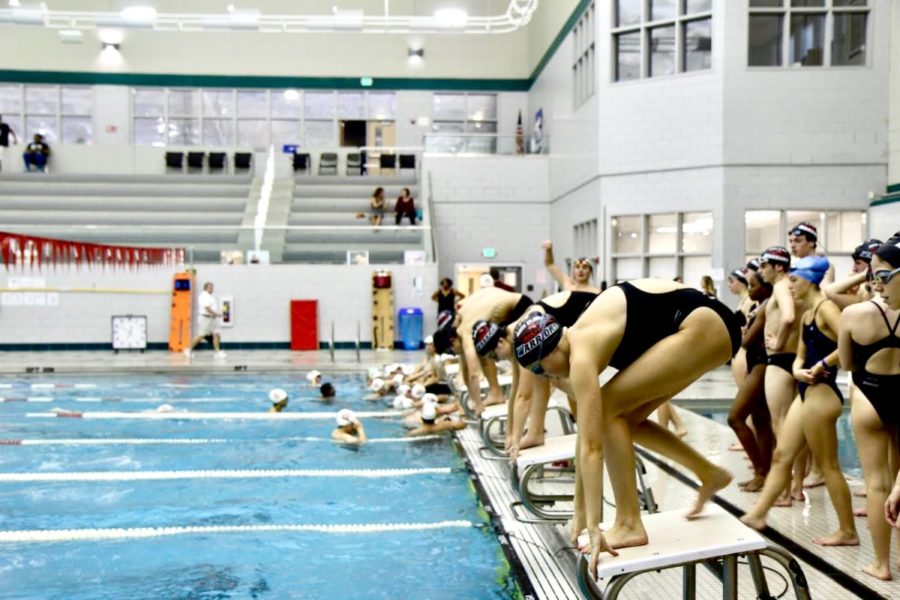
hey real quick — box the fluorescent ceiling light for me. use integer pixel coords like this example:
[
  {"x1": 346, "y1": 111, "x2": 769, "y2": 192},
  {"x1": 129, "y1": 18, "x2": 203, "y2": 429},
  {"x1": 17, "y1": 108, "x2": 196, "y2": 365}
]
[
  {"x1": 228, "y1": 8, "x2": 259, "y2": 29},
  {"x1": 1, "y1": 4, "x2": 45, "y2": 25},
  {"x1": 433, "y1": 8, "x2": 467, "y2": 29}
]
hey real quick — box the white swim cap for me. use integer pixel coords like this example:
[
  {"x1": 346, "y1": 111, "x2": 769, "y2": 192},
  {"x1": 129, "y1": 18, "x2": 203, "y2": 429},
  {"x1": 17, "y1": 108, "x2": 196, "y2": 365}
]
[
  {"x1": 392, "y1": 374, "x2": 404, "y2": 387},
  {"x1": 367, "y1": 367, "x2": 381, "y2": 379},
  {"x1": 424, "y1": 335, "x2": 434, "y2": 345},
  {"x1": 422, "y1": 393, "x2": 438, "y2": 405},
  {"x1": 397, "y1": 384, "x2": 411, "y2": 396},
  {"x1": 370, "y1": 378, "x2": 385, "y2": 392},
  {"x1": 411, "y1": 384, "x2": 426, "y2": 399},
  {"x1": 421, "y1": 403, "x2": 438, "y2": 421},
  {"x1": 384, "y1": 364, "x2": 399, "y2": 376},
  {"x1": 306, "y1": 370, "x2": 322, "y2": 382},
  {"x1": 268, "y1": 388, "x2": 288, "y2": 403},
  {"x1": 401, "y1": 364, "x2": 414, "y2": 375},
  {"x1": 156, "y1": 404, "x2": 175, "y2": 413},
  {"x1": 336, "y1": 409, "x2": 357, "y2": 427},
  {"x1": 393, "y1": 395, "x2": 414, "y2": 410}
]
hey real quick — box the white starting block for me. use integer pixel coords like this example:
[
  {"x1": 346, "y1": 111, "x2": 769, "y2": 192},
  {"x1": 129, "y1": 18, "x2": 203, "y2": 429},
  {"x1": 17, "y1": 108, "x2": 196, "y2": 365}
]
[
  {"x1": 577, "y1": 504, "x2": 811, "y2": 600},
  {"x1": 478, "y1": 392, "x2": 575, "y2": 459},
  {"x1": 458, "y1": 373, "x2": 514, "y2": 419},
  {"x1": 510, "y1": 435, "x2": 657, "y2": 524}
]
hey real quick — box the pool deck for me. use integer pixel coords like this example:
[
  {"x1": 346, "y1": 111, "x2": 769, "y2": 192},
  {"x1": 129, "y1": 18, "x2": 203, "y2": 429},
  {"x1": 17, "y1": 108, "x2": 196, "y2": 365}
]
[{"x1": 0, "y1": 349, "x2": 897, "y2": 599}]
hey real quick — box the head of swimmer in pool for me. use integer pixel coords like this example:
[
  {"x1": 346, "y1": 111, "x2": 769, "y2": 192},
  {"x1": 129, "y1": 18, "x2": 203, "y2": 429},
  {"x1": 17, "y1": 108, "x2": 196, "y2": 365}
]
[
  {"x1": 513, "y1": 311, "x2": 570, "y2": 379},
  {"x1": 572, "y1": 257, "x2": 594, "y2": 284},
  {"x1": 320, "y1": 382, "x2": 336, "y2": 398},
  {"x1": 871, "y1": 236, "x2": 900, "y2": 309},
  {"x1": 747, "y1": 272, "x2": 772, "y2": 303},
  {"x1": 788, "y1": 255, "x2": 830, "y2": 301}
]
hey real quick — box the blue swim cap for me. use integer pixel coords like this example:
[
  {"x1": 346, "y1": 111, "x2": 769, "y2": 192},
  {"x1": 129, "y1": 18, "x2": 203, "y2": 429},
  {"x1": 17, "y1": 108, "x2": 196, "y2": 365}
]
[{"x1": 791, "y1": 255, "x2": 829, "y2": 285}]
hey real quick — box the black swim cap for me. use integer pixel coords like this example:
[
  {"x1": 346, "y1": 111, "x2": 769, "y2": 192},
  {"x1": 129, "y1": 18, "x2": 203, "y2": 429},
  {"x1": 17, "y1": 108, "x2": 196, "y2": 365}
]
[
  {"x1": 472, "y1": 320, "x2": 503, "y2": 356},
  {"x1": 729, "y1": 269, "x2": 748, "y2": 286},
  {"x1": 760, "y1": 246, "x2": 791, "y2": 267},
  {"x1": 789, "y1": 222, "x2": 818, "y2": 242},
  {"x1": 746, "y1": 257, "x2": 761, "y2": 272},
  {"x1": 513, "y1": 311, "x2": 562, "y2": 368},
  {"x1": 437, "y1": 310, "x2": 455, "y2": 332},
  {"x1": 852, "y1": 239, "x2": 882, "y2": 263}
]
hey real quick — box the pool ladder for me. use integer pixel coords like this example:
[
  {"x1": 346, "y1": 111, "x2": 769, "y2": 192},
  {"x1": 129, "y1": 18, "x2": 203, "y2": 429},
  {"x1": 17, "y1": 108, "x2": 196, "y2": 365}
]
[{"x1": 328, "y1": 321, "x2": 362, "y2": 364}]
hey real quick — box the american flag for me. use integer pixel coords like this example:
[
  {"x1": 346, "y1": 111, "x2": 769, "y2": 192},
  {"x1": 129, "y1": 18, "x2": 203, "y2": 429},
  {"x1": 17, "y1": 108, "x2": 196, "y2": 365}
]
[{"x1": 515, "y1": 110, "x2": 524, "y2": 155}]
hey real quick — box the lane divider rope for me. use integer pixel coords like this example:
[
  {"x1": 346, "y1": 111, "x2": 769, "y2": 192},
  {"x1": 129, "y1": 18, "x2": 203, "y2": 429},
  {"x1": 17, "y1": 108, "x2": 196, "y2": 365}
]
[
  {"x1": 25, "y1": 410, "x2": 404, "y2": 420},
  {"x1": 0, "y1": 520, "x2": 475, "y2": 543},
  {"x1": 0, "y1": 435, "x2": 443, "y2": 446},
  {"x1": 0, "y1": 467, "x2": 453, "y2": 483}
]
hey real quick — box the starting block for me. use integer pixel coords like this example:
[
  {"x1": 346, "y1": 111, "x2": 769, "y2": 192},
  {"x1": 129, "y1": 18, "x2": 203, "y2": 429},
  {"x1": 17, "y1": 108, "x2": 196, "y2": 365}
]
[
  {"x1": 577, "y1": 504, "x2": 811, "y2": 600},
  {"x1": 478, "y1": 392, "x2": 575, "y2": 459}
]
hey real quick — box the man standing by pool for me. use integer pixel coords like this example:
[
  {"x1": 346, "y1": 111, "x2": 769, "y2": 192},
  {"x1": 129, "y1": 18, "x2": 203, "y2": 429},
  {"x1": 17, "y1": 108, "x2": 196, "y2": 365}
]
[{"x1": 185, "y1": 281, "x2": 227, "y2": 359}]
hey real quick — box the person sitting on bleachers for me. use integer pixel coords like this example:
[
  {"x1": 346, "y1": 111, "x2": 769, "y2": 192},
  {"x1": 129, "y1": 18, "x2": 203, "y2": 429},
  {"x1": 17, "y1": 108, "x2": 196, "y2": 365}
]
[{"x1": 23, "y1": 133, "x2": 50, "y2": 172}]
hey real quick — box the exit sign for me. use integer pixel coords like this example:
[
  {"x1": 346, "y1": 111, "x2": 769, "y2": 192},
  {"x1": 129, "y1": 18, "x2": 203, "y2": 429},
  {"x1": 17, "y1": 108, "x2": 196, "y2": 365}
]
[{"x1": 482, "y1": 247, "x2": 496, "y2": 259}]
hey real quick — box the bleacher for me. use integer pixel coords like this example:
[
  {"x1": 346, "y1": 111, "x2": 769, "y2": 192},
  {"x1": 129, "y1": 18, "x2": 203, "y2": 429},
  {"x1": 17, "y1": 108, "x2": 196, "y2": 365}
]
[
  {"x1": 0, "y1": 173, "x2": 253, "y2": 263},
  {"x1": 282, "y1": 175, "x2": 425, "y2": 264}
]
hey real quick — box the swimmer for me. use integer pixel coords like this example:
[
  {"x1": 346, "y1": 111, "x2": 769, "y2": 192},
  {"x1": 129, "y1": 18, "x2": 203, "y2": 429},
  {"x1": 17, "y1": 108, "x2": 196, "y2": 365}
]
[
  {"x1": 319, "y1": 383, "x2": 336, "y2": 399},
  {"x1": 332, "y1": 409, "x2": 367, "y2": 444},
  {"x1": 269, "y1": 388, "x2": 289, "y2": 413},
  {"x1": 511, "y1": 278, "x2": 739, "y2": 577},
  {"x1": 541, "y1": 240, "x2": 601, "y2": 293},
  {"x1": 408, "y1": 402, "x2": 466, "y2": 437},
  {"x1": 306, "y1": 370, "x2": 322, "y2": 388},
  {"x1": 839, "y1": 235, "x2": 900, "y2": 581}
]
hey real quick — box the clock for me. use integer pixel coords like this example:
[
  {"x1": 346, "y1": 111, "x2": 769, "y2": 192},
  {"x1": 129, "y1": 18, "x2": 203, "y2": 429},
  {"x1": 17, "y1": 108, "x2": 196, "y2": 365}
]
[{"x1": 111, "y1": 315, "x2": 148, "y2": 352}]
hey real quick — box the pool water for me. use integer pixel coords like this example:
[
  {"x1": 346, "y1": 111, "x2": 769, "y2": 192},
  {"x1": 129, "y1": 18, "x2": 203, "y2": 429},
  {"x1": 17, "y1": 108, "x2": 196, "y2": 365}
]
[
  {"x1": 0, "y1": 373, "x2": 519, "y2": 599},
  {"x1": 694, "y1": 407, "x2": 862, "y2": 481}
]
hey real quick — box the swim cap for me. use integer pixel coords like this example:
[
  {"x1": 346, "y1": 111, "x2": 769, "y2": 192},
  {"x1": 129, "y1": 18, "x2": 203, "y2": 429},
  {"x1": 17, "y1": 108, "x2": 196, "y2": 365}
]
[
  {"x1": 437, "y1": 310, "x2": 455, "y2": 332},
  {"x1": 789, "y1": 222, "x2": 818, "y2": 241},
  {"x1": 423, "y1": 335, "x2": 434, "y2": 345},
  {"x1": 746, "y1": 257, "x2": 761, "y2": 272},
  {"x1": 421, "y1": 402, "x2": 437, "y2": 422},
  {"x1": 397, "y1": 384, "x2": 411, "y2": 396},
  {"x1": 760, "y1": 246, "x2": 791, "y2": 267},
  {"x1": 336, "y1": 409, "x2": 357, "y2": 427},
  {"x1": 411, "y1": 384, "x2": 426, "y2": 399},
  {"x1": 729, "y1": 269, "x2": 748, "y2": 286},
  {"x1": 852, "y1": 239, "x2": 883, "y2": 263},
  {"x1": 370, "y1": 378, "x2": 385, "y2": 392},
  {"x1": 393, "y1": 395, "x2": 414, "y2": 410},
  {"x1": 391, "y1": 374, "x2": 404, "y2": 387},
  {"x1": 431, "y1": 329, "x2": 458, "y2": 355},
  {"x1": 421, "y1": 393, "x2": 438, "y2": 404},
  {"x1": 269, "y1": 388, "x2": 288, "y2": 403},
  {"x1": 401, "y1": 364, "x2": 414, "y2": 376},
  {"x1": 513, "y1": 311, "x2": 563, "y2": 368},
  {"x1": 472, "y1": 320, "x2": 503, "y2": 356},
  {"x1": 306, "y1": 370, "x2": 321, "y2": 383},
  {"x1": 791, "y1": 255, "x2": 830, "y2": 285}
]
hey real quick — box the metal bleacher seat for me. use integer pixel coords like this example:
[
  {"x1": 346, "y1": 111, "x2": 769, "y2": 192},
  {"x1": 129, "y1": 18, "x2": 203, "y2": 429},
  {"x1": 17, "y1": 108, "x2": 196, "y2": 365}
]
[
  {"x1": 292, "y1": 152, "x2": 310, "y2": 175},
  {"x1": 398, "y1": 153, "x2": 416, "y2": 174},
  {"x1": 379, "y1": 153, "x2": 396, "y2": 175},
  {"x1": 208, "y1": 152, "x2": 227, "y2": 173},
  {"x1": 318, "y1": 152, "x2": 338, "y2": 175},
  {"x1": 165, "y1": 152, "x2": 184, "y2": 173},
  {"x1": 234, "y1": 152, "x2": 252, "y2": 171},
  {"x1": 346, "y1": 152, "x2": 362, "y2": 176},
  {"x1": 187, "y1": 152, "x2": 206, "y2": 172}
]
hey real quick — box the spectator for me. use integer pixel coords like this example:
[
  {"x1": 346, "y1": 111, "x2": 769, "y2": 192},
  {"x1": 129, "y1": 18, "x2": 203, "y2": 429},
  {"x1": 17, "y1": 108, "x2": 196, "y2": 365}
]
[
  {"x1": 395, "y1": 187, "x2": 416, "y2": 225},
  {"x1": 184, "y1": 281, "x2": 227, "y2": 358},
  {"x1": 23, "y1": 133, "x2": 49, "y2": 173},
  {"x1": 700, "y1": 275, "x2": 717, "y2": 299},
  {"x1": 0, "y1": 114, "x2": 18, "y2": 172},
  {"x1": 432, "y1": 278, "x2": 465, "y2": 319},
  {"x1": 370, "y1": 187, "x2": 386, "y2": 226}
]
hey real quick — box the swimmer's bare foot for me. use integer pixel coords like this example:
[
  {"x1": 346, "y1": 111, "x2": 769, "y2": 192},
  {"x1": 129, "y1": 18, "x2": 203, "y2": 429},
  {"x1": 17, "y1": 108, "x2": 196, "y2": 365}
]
[
  {"x1": 853, "y1": 506, "x2": 867, "y2": 517},
  {"x1": 812, "y1": 530, "x2": 859, "y2": 546},
  {"x1": 519, "y1": 430, "x2": 544, "y2": 450},
  {"x1": 862, "y1": 563, "x2": 892, "y2": 581},
  {"x1": 740, "y1": 476, "x2": 766, "y2": 492},
  {"x1": 740, "y1": 514, "x2": 766, "y2": 531},
  {"x1": 791, "y1": 490, "x2": 806, "y2": 502},
  {"x1": 675, "y1": 428, "x2": 687, "y2": 438},
  {"x1": 603, "y1": 522, "x2": 649, "y2": 550},
  {"x1": 803, "y1": 474, "x2": 826, "y2": 489},
  {"x1": 686, "y1": 467, "x2": 732, "y2": 519},
  {"x1": 773, "y1": 494, "x2": 793, "y2": 507}
]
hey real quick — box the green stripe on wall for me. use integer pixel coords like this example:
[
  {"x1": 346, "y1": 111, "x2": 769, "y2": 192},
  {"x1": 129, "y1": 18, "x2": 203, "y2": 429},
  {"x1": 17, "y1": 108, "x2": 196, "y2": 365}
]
[
  {"x1": 871, "y1": 192, "x2": 900, "y2": 207},
  {"x1": 0, "y1": 69, "x2": 529, "y2": 91},
  {"x1": 887, "y1": 183, "x2": 900, "y2": 194},
  {"x1": 528, "y1": 0, "x2": 595, "y2": 84}
]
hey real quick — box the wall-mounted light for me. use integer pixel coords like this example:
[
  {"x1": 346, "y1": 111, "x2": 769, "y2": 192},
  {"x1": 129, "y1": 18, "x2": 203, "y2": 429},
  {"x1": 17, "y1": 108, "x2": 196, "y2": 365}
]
[
  {"x1": 407, "y1": 47, "x2": 424, "y2": 58},
  {"x1": 101, "y1": 41, "x2": 120, "y2": 51}
]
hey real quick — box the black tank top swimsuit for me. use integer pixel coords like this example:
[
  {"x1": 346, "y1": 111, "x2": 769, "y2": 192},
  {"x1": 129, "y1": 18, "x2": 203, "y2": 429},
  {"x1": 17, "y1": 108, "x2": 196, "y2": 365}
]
[
  {"x1": 851, "y1": 301, "x2": 900, "y2": 426},
  {"x1": 537, "y1": 291, "x2": 599, "y2": 328},
  {"x1": 437, "y1": 290, "x2": 456, "y2": 314},
  {"x1": 608, "y1": 283, "x2": 742, "y2": 371},
  {"x1": 499, "y1": 294, "x2": 535, "y2": 328},
  {"x1": 744, "y1": 306, "x2": 768, "y2": 373},
  {"x1": 798, "y1": 302, "x2": 842, "y2": 403}
]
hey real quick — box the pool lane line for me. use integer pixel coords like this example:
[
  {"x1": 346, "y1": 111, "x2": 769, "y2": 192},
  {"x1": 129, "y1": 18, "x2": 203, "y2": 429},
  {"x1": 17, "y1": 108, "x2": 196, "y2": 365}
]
[
  {"x1": 25, "y1": 410, "x2": 405, "y2": 420},
  {"x1": 0, "y1": 435, "x2": 443, "y2": 446},
  {"x1": 0, "y1": 467, "x2": 455, "y2": 483},
  {"x1": 0, "y1": 520, "x2": 476, "y2": 543}
]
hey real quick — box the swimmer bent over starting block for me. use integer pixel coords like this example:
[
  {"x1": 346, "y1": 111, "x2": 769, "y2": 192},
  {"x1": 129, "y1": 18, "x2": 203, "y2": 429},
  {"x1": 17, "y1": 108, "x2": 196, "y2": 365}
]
[{"x1": 512, "y1": 278, "x2": 742, "y2": 577}]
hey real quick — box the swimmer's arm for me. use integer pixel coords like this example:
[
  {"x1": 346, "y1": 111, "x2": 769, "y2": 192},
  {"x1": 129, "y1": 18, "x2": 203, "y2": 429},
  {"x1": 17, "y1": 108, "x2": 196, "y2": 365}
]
[
  {"x1": 818, "y1": 302, "x2": 843, "y2": 371},
  {"x1": 543, "y1": 241, "x2": 572, "y2": 291},
  {"x1": 355, "y1": 424, "x2": 367, "y2": 444},
  {"x1": 455, "y1": 289, "x2": 466, "y2": 300},
  {"x1": 572, "y1": 356, "x2": 604, "y2": 534},
  {"x1": 824, "y1": 272, "x2": 867, "y2": 309},
  {"x1": 431, "y1": 291, "x2": 440, "y2": 301},
  {"x1": 505, "y1": 364, "x2": 519, "y2": 447},
  {"x1": 508, "y1": 368, "x2": 535, "y2": 459},
  {"x1": 742, "y1": 300, "x2": 767, "y2": 347},
  {"x1": 331, "y1": 431, "x2": 357, "y2": 444},
  {"x1": 837, "y1": 309, "x2": 857, "y2": 372},
  {"x1": 772, "y1": 284, "x2": 795, "y2": 351},
  {"x1": 792, "y1": 319, "x2": 809, "y2": 380},
  {"x1": 459, "y1": 332, "x2": 485, "y2": 412}
]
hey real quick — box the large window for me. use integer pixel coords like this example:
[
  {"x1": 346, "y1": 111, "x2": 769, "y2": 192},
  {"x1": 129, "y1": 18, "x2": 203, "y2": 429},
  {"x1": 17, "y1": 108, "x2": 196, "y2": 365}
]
[
  {"x1": 613, "y1": 0, "x2": 712, "y2": 82},
  {"x1": 748, "y1": 1, "x2": 869, "y2": 67},
  {"x1": 0, "y1": 84, "x2": 93, "y2": 144},
  {"x1": 573, "y1": 3, "x2": 596, "y2": 109},
  {"x1": 432, "y1": 93, "x2": 498, "y2": 153},
  {"x1": 744, "y1": 209, "x2": 866, "y2": 274},
  {"x1": 610, "y1": 211, "x2": 713, "y2": 285},
  {"x1": 132, "y1": 88, "x2": 395, "y2": 148}
]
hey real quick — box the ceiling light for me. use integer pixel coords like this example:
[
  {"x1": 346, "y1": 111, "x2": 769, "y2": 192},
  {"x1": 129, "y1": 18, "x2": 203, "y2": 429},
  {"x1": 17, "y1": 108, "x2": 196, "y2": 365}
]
[
  {"x1": 433, "y1": 8, "x2": 467, "y2": 29},
  {"x1": 58, "y1": 28, "x2": 83, "y2": 43},
  {"x1": 0, "y1": 3, "x2": 44, "y2": 25},
  {"x1": 333, "y1": 9, "x2": 363, "y2": 30},
  {"x1": 407, "y1": 47, "x2": 424, "y2": 58},
  {"x1": 228, "y1": 8, "x2": 259, "y2": 30},
  {"x1": 283, "y1": 89, "x2": 299, "y2": 101},
  {"x1": 120, "y1": 6, "x2": 156, "y2": 25},
  {"x1": 98, "y1": 28, "x2": 123, "y2": 45}
]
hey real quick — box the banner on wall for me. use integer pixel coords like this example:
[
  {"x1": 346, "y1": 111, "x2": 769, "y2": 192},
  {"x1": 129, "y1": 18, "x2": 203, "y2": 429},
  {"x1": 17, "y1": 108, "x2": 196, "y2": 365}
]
[{"x1": 0, "y1": 231, "x2": 183, "y2": 271}]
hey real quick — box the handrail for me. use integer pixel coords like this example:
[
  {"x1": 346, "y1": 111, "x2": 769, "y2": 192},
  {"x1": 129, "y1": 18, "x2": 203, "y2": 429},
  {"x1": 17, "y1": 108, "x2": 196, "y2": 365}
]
[
  {"x1": 355, "y1": 321, "x2": 361, "y2": 363},
  {"x1": 426, "y1": 172, "x2": 438, "y2": 264},
  {"x1": 329, "y1": 321, "x2": 335, "y2": 363},
  {"x1": 0, "y1": 224, "x2": 431, "y2": 232}
]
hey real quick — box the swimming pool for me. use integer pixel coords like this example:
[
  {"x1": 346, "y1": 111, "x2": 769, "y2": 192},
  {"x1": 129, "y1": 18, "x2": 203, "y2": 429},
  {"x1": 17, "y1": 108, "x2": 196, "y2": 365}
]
[
  {"x1": 0, "y1": 373, "x2": 519, "y2": 599},
  {"x1": 686, "y1": 403, "x2": 862, "y2": 481}
]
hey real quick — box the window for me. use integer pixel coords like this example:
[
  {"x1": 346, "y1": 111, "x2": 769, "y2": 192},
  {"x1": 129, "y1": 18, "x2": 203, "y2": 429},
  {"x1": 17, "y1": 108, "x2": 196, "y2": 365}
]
[
  {"x1": 748, "y1": 0, "x2": 869, "y2": 67},
  {"x1": 573, "y1": 219, "x2": 599, "y2": 261},
  {"x1": 745, "y1": 209, "x2": 866, "y2": 274},
  {"x1": 573, "y1": 3, "x2": 596, "y2": 109},
  {"x1": 610, "y1": 212, "x2": 714, "y2": 283},
  {"x1": 431, "y1": 93, "x2": 498, "y2": 152},
  {"x1": 613, "y1": 0, "x2": 712, "y2": 82},
  {"x1": 0, "y1": 85, "x2": 93, "y2": 145}
]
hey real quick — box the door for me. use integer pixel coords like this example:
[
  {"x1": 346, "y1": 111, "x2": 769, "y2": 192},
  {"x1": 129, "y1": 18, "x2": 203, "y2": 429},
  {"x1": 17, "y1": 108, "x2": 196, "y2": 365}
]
[
  {"x1": 454, "y1": 263, "x2": 523, "y2": 296},
  {"x1": 366, "y1": 121, "x2": 396, "y2": 174}
]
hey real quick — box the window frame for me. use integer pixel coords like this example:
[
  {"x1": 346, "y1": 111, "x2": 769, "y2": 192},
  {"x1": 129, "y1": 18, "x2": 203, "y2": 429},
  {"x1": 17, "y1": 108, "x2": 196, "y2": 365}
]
[
  {"x1": 609, "y1": 211, "x2": 714, "y2": 282},
  {"x1": 573, "y1": 3, "x2": 596, "y2": 109},
  {"x1": 0, "y1": 84, "x2": 93, "y2": 145}
]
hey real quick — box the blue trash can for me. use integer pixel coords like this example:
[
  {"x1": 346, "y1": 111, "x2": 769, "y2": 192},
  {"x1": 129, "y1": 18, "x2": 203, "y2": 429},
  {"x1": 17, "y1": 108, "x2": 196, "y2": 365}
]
[{"x1": 398, "y1": 307, "x2": 424, "y2": 350}]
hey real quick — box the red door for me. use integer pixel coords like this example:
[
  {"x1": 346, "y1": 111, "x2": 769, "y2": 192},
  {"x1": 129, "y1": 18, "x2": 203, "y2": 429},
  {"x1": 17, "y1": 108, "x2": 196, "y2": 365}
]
[{"x1": 290, "y1": 300, "x2": 318, "y2": 351}]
